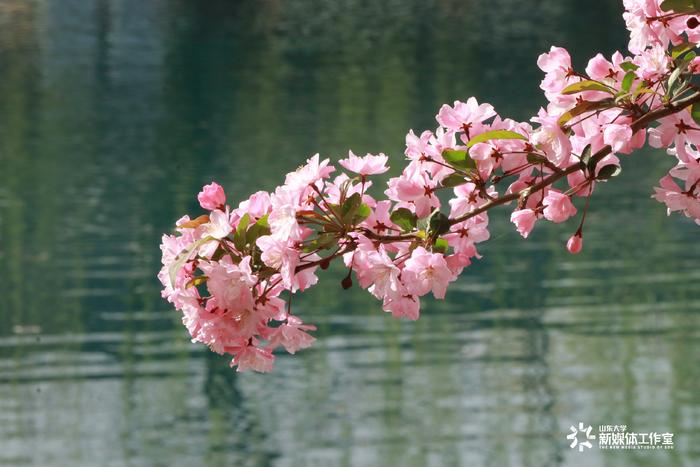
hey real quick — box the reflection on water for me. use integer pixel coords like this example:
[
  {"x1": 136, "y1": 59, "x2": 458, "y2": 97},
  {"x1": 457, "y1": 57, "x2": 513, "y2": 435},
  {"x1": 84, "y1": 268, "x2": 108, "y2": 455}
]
[{"x1": 0, "y1": 0, "x2": 698, "y2": 466}]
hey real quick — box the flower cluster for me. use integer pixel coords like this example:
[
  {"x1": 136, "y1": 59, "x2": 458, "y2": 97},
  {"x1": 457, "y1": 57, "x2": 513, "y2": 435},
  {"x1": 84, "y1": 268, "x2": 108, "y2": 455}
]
[{"x1": 160, "y1": 0, "x2": 700, "y2": 372}]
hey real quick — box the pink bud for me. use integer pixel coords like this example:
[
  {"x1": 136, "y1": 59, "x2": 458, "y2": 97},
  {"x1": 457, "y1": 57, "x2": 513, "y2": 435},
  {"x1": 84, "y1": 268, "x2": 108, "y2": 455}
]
[
  {"x1": 566, "y1": 233, "x2": 583, "y2": 254},
  {"x1": 198, "y1": 182, "x2": 226, "y2": 211}
]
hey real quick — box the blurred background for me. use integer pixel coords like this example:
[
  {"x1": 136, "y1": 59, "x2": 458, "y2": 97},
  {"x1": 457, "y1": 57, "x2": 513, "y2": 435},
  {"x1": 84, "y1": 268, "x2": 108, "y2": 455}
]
[{"x1": 0, "y1": 0, "x2": 698, "y2": 466}]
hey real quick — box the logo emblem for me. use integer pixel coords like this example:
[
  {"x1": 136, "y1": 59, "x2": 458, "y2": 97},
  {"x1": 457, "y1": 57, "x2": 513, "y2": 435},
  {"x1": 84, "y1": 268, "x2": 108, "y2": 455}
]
[{"x1": 567, "y1": 422, "x2": 596, "y2": 452}]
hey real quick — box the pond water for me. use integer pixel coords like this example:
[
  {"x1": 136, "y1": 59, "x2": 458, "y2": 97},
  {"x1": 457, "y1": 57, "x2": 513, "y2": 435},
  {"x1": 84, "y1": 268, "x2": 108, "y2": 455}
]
[{"x1": 0, "y1": 1, "x2": 698, "y2": 466}]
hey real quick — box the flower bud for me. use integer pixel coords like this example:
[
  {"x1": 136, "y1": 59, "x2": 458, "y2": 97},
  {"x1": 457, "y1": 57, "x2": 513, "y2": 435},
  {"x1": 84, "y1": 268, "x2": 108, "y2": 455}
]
[
  {"x1": 687, "y1": 17, "x2": 699, "y2": 29},
  {"x1": 566, "y1": 233, "x2": 583, "y2": 254},
  {"x1": 341, "y1": 275, "x2": 353, "y2": 289},
  {"x1": 320, "y1": 258, "x2": 331, "y2": 270},
  {"x1": 198, "y1": 182, "x2": 226, "y2": 211}
]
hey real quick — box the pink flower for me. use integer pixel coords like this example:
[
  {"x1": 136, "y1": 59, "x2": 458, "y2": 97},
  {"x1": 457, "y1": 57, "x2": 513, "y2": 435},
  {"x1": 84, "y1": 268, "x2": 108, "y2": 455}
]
[
  {"x1": 537, "y1": 46, "x2": 577, "y2": 105},
  {"x1": 603, "y1": 123, "x2": 634, "y2": 153},
  {"x1": 269, "y1": 187, "x2": 304, "y2": 241},
  {"x1": 199, "y1": 256, "x2": 257, "y2": 314},
  {"x1": 198, "y1": 182, "x2": 226, "y2": 210},
  {"x1": 653, "y1": 174, "x2": 700, "y2": 223},
  {"x1": 648, "y1": 111, "x2": 700, "y2": 163},
  {"x1": 567, "y1": 233, "x2": 583, "y2": 254},
  {"x1": 366, "y1": 249, "x2": 401, "y2": 299},
  {"x1": 585, "y1": 53, "x2": 618, "y2": 82},
  {"x1": 511, "y1": 209, "x2": 538, "y2": 238},
  {"x1": 531, "y1": 107, "x2": 572, "y2": 167},
  {"x1": 256, "y1": 235, "x2": 300, "y2": 289},
  {"x1": 268, "y1": 316, "x2": 316, "y2": 354},
  {"x1": 436, "y1": 97, "x2": 497, "y2": 133},
  {"x1": 543, "y1": 190, "x2": 577, "y2": 223},
  {"x1": 232, "y1": 345, "x2": 275, "y2": 372},
  {"x1": 237, "y1": 191, "x2": 271, "y2": 219},
  {"x1": 402, "y1": 247, "x2": 454, "y2": 299},
  {"x1": 206, "y1": 209, "x2": 232, "y2": 239},
  {"x1": 386, "y1": 163, "x2": 440, "y2": 218},
  {"x1": 284, "y1": 153, "x2": 335, "y2": 191},
  {"x1": 382, "y1": 289, "x2": 421, "y2": 320},
  {"x1": 362, "y1": 200, "x2": 396, "y2": 234},
  {"x1": 633, "y1": 44, "x2": 670, "y2": 81},
  {"x1": 339, "y1": 151, "x2": 389, "y2": 175}
]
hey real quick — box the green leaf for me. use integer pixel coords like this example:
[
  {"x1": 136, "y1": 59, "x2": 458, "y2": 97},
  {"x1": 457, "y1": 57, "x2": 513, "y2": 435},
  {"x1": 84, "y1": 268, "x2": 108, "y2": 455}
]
[
  {"x1": 353, "y1": 203, "x2": 371, "y2": 224},
  {"x1": 660, "y1": 0, "x2": 698, "y2": 13},
  {"x1": 561, "y1": 80, "x2": 614, "y2": 95},
  {"x1": 302, "y1": 232, "x2": 337, "y2": 253},
  {"x1": 441, "y1": 173, "x2": 468, "y2": 187},
  {"x1": 667, "y1": 66, "x2": 684, "y2": 96},
  {"x1": 186, "y1": 276, "x2": 208, "y2": 289},
  {"x1": 466, "y1": 130, "x2": 527, "y2": 148},
  {"x1": 340, "y1": 193, "x2": 362, "y2": 223},
  {"x1": 621, "y1": 72, "x2": 635, "y2": 94},
  {"x1": 233, "y1": 213, "x2": 250, "y2": 251},
  {"x1": 526, "y1": 153, "x2": 548, "y2": 165},
  {"x1": 339, "y1": 193, "x2": 370, "y2": 225},
  {"x1": 432, "y1": 238, "x2": 449, "y2": 254},
  {"x1": 558, "y1": 99, "x2": 615, "y2": 127},
  {"x1": 169, "y1": 236, "x2": 214, "y2": 288},
  {"x1": 428, "y1": 211, "x2": 451, "y2": 237},
  {"x1": 390, "y1": 208, "x2": 418, "y2": 232},
  {"x1": 442, "y1": 149, "x2": 476, "y2": 170},
  {"x1": 580, "y1": 144, "x2": 592, "y2": 167},
  {"x1": 631, "y1": 86, "x2": 656, "y2": 98},
  {"x1": 671, "y1": 42, "x2": 696, "y2": 59},
  {"x1": 619, "y1": 61, "x2": 639, "y2": 72},
  {"x1": 245, "y1": 214, "x2": 270, "y2": 245},
  {"x1": 691, "y1": 103, "x2": 700, "y2": 126},
  {"x1": 596, "y1": 164, "x2": 621, "y2": 180}
]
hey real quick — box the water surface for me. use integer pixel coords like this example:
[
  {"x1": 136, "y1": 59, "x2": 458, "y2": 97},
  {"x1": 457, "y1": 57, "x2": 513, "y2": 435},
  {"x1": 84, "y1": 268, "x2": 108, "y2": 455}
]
[{"x1": 0, "y1": 1, "x2": 698, "y2": 466}]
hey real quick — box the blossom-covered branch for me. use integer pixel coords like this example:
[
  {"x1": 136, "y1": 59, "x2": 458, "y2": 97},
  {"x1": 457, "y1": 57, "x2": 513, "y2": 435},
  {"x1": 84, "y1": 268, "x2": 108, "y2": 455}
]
[{"x1": 160, "y1": 0, "x2": 700, "y2": 372}]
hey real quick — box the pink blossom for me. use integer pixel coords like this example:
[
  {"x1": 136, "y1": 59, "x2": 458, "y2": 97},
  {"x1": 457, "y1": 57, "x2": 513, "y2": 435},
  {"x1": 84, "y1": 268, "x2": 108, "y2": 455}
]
[
  {"x1": 199, "y1": 256, "x2": 257, "y2": 314},
  {"x1": 633, "y1": 44, "x2": 670, "y2": 81},
  {"x1": 198, "y1": 182, "x2": 226, "y2": 210},
  {"x1": 362, "y1": 200, "x2": 396, "y2": 234},
  {"x1": 339, "y1": 151, "x2": 389, "y2": 175},
  {"x1": 256, "y1": 235, "x2": 300, "y2": 289},
  {"x1": 603, "y1": 123, "x2": 634, "y2": 153},
  {"x1": 537, "y1": 46, "x2": 577, "y2": 105},
  {"x1": 511, "y1": 209, "x2": 538, "y2": 238},
  {"x1": 653, "y1": 174, "x2": 700, "y2": 223},
  {"x1": 567, "y1": 233, "x2": 583, "y2": 254},
  {"x1": 207, "y1": 209, "x2": 232, "y2": 239},
  {"x1": 648, "y1": 111, "x2": 700, "y2": 163},
  {"x1": 586, "y1": 53, "x2": 618, "y2": 82},
  {"x1": 382, "y1": 289, "x2": 421, "y2": 320},
  {"x1": 436, "y1": 97, "x2": 496, "y2": 134},
  {"x1": 268, "y1": 316, "x2": 316, "y2": 354},
  {"x1": 232, "y1": 346, "x2": 275, "y2": 373},
  {"x1": 284, "y1": 154, "x2": 335, "y2": 194},
  {"x1": 402, "y1": 247, "x2": 454, "y2": 299},
  {"x1": 366, "y1": 249, "x2": 401, "y2": 299},
  {"x1": 237, "y1": 191, "x2": 271, "y2": 219},
  {"x1": 531, "y1": 107, "x2": 572, "y2": 166},
  {"x1": 386, "y1": 163, "x2": 440, "y2": 218},
  {"x1": 543, "y1": 190, "x2": 577, "y2": 223},
  {"x1": 268, "y1": 187, "x2": 304, "y2": 241}
]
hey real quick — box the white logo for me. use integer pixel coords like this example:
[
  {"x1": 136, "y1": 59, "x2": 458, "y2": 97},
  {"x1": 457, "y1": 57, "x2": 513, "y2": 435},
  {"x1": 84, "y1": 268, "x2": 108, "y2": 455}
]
[{"x1": 567, "y1": 422, "x2": 596, "y2": 452}]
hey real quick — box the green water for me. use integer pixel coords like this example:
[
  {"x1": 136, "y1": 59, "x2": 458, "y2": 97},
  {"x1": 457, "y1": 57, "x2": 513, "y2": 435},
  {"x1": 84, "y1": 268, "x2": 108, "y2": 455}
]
[{"x1": 0, "y1": 1, "x2": 698, "y2": 466}]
